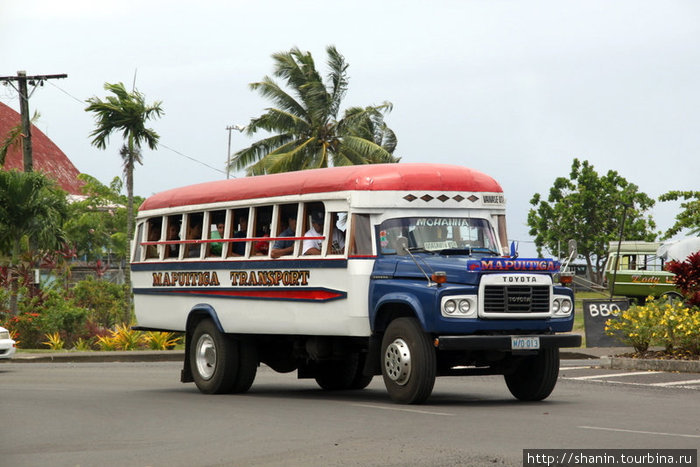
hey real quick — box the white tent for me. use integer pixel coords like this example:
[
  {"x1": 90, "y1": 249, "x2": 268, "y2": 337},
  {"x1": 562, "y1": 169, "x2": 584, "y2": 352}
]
[{"x1": 657, "y1": 237, "x2": 700, "y2": 262}]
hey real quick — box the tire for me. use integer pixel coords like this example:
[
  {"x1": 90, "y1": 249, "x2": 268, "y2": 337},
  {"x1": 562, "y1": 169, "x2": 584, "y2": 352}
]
[
  {"x1": 315, "y1": 354, "x2": 360, "y2": 390},
  {"x1": 229, "y1": 337, "x2": 258, "y2": 394},
  {"x1": 314, "y1": 353, "x2": 374, "y2": 391},
  {"x1": 349, "y1": 352, "x2": 374, "y2": 390},
  {"x1": 380, "y1": 317, "x2": 436, "y2": 404},
  {"x1": 504, "y1": 347, "x2": 560, "y2": 401},
  {"x1": 190, "y1": 320, "x2": 238, "y2": 394}
]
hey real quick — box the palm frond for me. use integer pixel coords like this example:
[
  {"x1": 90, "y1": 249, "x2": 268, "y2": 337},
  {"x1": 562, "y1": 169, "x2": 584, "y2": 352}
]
[{"x1": 249, "y1": 77, "x2": 308, "y2": 120}]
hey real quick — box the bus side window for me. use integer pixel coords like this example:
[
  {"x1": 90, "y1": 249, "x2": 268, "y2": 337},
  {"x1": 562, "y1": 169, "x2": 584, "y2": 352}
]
[
  {"x1": 133, "y1": 222, "x2": 144, "y2": 262},
  {"x1": 206, "y1": 210, "x2": 226, "y2": 258},
  {"x1": 301, "y1": 202, "x2": 325, "y2": 256},
  {"x1": 349, "y1": 214, "x2": 372, "y2": 256},
  {"x1": 326, "y1": 212, "x2": 347, "y2": 256},
  {"x1": 186, "y1": 212, "x2": 204, "y2": 259},
  {"x1": 228, "y1": 208, "x2": 249, "y2": 257},
  {"x1": 165, "y1": 215, "x2": 182, "y2": 259},
  {"x1": 145, "y1": 217, "x2": 163, "y2": 259},
  {"x1": 251, "y1": 205, "x2": 272, "y2": 256},
  {"x1": 271, "y1": 203, "x2": 299, "y2": 258}
]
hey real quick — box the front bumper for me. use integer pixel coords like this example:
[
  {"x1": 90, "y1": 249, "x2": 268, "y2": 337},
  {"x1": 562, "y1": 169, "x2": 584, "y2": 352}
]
[{"x1": 435, "y1": 334, "x2": 582, "y2": 351}]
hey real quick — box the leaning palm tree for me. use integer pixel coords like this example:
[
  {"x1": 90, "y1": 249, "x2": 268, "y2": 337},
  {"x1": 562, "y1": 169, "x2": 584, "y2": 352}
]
[
  {"x1": 0, "y1": 111, "x2": 40, "y2": 167},
  {"x1": 85, "y1": 82, "x2": 163, "y2": 322},
  {"x1": 0, "y1": 170, "x2": 68, "y2": 314},
  {"x1": 231, "y1": 46, "x2": 399, "y2": 175}
]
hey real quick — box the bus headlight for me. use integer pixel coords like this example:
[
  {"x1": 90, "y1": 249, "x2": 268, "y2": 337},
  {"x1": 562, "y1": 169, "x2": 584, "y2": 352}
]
[
  {"x1": 458, "y1": 299, "x2": 471, "y2": 314},
  {"x1": 441, "y1": 295, "x2": 477, "y2": 318},
  {"x1": 552, "y1": 296, "x2": 573, "y2": 316}
]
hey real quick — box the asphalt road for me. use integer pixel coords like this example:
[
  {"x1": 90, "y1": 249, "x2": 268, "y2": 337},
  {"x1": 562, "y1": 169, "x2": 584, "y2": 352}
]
[{"x1": 1, "y1": 361, "x2": 698, "y2": 467}]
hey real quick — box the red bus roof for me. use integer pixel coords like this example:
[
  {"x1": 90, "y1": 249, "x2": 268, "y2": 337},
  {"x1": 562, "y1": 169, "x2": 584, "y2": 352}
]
[{"x1": 139, "y1": 163, "x2": 503, "y2": 212}]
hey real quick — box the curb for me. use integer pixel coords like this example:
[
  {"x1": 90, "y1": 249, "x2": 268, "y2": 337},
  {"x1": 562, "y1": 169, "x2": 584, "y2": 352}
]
[
  {"x1": 3, "y1": 350, "x2": 184, "y2": 363},
  {"x1": 601, "y1": 356, "x2": 700, "y2": 374}
]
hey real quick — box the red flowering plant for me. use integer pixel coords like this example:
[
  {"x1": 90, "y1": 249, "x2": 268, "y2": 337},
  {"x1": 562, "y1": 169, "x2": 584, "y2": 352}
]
[{"x1": 665, "y1": 251, "x2": 700, "y2": 308}]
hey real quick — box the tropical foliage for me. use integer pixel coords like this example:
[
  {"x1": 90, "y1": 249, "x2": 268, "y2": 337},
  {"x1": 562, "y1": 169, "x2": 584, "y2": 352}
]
[
  {"x1": 606, "y1": 297, "x2": 700, "y2": 356},
  {"x1": 85, "y1": 82, "x2": 163, "y2": 321},
  {"x1": 659, "y1": 190, "x2": 700, "y2": 238},
  {"x1": 528, "y1": 158, "x2": 656, "y2": 284},
  {"x1": 63, "y1": 174, "x2": 135, "y2": 262},
  {"x1": 0, "y1": 111, "x2": 40, "y2": 167},
  {"x1": 0, "y1": 170, "x2": 68, "y2": 314},
  {"x1": 231, "y1": 45, "x2": 399, "y2": 175}
]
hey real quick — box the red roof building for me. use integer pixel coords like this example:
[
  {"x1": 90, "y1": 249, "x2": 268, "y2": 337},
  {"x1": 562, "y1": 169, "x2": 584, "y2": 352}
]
[{"x1": 0, "y1": 101, "x2": 83, "y2": 195}]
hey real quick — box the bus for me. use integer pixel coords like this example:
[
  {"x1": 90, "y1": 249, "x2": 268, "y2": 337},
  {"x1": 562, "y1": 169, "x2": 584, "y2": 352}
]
[
  {"x1": 131, "y1": 163, "x2": 580, "y2": 404},
  {"x1": 604, "y1": 241, "x2": 679, "y2": 302}
]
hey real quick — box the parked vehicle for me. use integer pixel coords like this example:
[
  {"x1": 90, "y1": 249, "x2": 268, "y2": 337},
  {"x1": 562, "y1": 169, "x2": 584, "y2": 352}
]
[
  {"x1": 605, "y1": 241, "x2": 679, "y2": 302},
  {"x1": 131, "y1": 164, "x2": 580, "y2": 404},
  {"x1": 0, "y1": 326, "x2": 16, "y2": 359}
]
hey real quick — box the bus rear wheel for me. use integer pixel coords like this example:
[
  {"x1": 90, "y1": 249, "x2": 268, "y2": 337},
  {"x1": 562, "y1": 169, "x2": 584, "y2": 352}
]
[
  {"x1": 504, "y1": 348, "x2": 559, "y2": 401},
  {"x1": 190, "y1": 320, "x2": 258, "y2": 394},
  {"x1": 314, "y1": 353, "x2": 374, "y2": 391},
  {"x1": 380, "y1": 318, "x2": 436, "y2": 404}
]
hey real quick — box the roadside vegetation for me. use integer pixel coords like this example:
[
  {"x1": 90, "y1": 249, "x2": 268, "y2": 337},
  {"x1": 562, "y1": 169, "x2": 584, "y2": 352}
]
[{"x1": 605, "y1": 252, "x2": 700, "y2": 358}]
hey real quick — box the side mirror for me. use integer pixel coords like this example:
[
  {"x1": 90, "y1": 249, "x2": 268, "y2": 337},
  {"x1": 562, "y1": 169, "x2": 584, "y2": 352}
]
[
  {"x1": 509, "y1": 241, "x2": 519, "y2": 258},
  {"x1": 396, "y1": 236, "x2": 409, "y2": 256}
]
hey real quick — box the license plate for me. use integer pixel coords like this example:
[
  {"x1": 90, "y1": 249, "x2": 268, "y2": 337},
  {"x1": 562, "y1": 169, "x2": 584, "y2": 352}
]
[{"x1": 511, "y1": 336, "x2": 540, "y2": 350}]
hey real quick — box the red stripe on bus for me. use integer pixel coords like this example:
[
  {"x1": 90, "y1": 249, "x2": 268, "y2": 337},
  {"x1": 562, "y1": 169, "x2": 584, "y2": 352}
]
[{"x1": 173, "y1": 289, "x2": 344, "y2": 301}]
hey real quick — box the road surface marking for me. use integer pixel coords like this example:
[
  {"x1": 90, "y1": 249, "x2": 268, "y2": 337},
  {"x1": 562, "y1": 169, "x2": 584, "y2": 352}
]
[
  {"x1": 567, "y1": 371, "x2": 661, "y2": 380},
  {"x1": 649, "y1": 378, "x2": 700, "y2": 387},
  {"x1": 579, "y1": 425, "x2": 700, "y2": 439},
  {"x1": 351, "y1": 403, "x2": 453, "y2": 416}
]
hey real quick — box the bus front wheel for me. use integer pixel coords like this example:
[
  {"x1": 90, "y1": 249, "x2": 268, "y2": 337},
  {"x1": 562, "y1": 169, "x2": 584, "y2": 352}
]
[
  {"x1": 504, "y1": 348, "x2": 559, "y2": 401},
  {"x1": 380, "y1": 318, "x2": 436, "y2": 404}
]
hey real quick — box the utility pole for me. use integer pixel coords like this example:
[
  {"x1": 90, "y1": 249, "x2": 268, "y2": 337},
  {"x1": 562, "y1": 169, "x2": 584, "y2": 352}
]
[
  {"x1": 225, "y1": 124, "x2": 246, "y2": 179},
  {"x1": 0, "y1": 71, "x2": 67, "y2": 172}
]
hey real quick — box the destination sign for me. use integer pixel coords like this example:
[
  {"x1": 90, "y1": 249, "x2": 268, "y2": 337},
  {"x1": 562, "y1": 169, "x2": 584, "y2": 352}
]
[{"x1": 467, "y1": 258, "x2": 560, "y2": 272}]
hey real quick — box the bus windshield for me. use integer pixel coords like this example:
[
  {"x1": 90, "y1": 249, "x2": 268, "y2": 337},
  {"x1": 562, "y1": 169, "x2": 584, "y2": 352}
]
[{"x1": 379, "y1": 217, "x2": 499, "y2": 255}]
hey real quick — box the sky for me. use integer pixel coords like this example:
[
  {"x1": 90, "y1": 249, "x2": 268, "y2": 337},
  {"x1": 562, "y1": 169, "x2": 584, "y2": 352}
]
[{"x1": 2, "y1": 0, "x2": 698, "y2": 258}]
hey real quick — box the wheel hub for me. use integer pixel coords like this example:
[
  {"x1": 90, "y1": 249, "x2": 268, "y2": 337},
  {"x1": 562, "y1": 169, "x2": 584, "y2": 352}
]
[
  {"x1": 195, "y1": 334, "x2": 217, "y2": 380},
  {"x1": 384, "y1": 338, "x2": 411, "y2": 385}
]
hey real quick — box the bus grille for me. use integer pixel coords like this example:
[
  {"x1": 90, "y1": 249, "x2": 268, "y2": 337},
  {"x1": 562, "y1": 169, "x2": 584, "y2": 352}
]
[{"x1": 484, "y1": 285, "x2": 550, "y2": 313}]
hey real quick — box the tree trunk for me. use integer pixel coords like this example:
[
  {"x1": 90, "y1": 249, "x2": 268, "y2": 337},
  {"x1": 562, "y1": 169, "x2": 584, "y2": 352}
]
[
  {"x1": 123, "y1": 144, "x2": 134, "y2": 324},
  {"x1": 8, "y1": 238, "x2": 21, "y2": 315}
]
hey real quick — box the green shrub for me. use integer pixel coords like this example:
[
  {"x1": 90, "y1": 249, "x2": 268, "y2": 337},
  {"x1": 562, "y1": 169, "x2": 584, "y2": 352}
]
[
  {"x1": 606, "y1": 296, "x2": 700, "y2": 356},
  {"x1": 72, "y1": 277, "x2": 128, "y2": 328}
]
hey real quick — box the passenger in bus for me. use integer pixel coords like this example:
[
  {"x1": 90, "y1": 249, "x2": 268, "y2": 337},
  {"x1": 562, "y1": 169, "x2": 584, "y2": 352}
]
[
  {"x1": 166, "y1": 221, "x2": 180, "y2": 258},
  {"x1": 210, "y1": 222, "x2": 225, "y2": 256},
  {"x1": 330, "y1": 213, "x2": 347, "y2": 254},
  {"x1": 253, "y1": 225, "x2": 269, "y2": 256},
  {"x1": 231, "y1": 216, "x2": 248, "y2": 256},
  {"x1": 146, "y1": 224, "x2": 161, "y2": 258},
  {"x1": 187, "y1": 222, "x2": 202, "y2": 258},
  {"x1": 271, "y1": 211, "x2": 297, "y2": 259},
  {"x1": 303, "y1": 212, "x2": 324, "y2": 255}
]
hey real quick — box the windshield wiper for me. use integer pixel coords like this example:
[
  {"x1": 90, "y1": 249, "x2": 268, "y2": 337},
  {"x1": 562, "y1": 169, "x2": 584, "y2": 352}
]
[
  {"x1": 470, "y1": 247, "x2": 501, "y2": 256},
  {"x1": 407, "y1": 247, "x2": 434, "y2": 254},
  {"x1": 439, "y1": 248, "x2": 471, "y2": 256}
]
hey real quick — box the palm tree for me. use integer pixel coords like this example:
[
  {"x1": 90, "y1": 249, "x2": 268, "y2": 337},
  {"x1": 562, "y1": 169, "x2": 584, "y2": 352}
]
[
  {"x1": 0, "y1": 170, "x2": 68, "y2": 314},
  {"x1": 0, "y1": 111, "x2": 40, "y2": 167},
  {"x1": 85, "y1": 82, "x2": 163, "y2": 322},
  {"x1": 231, "y1": 46, "x2": 399, "y2": 175}
]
